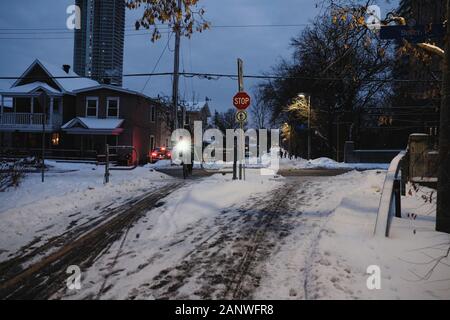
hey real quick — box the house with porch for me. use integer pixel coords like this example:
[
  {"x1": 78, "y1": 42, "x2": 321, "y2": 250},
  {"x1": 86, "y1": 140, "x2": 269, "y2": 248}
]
[{"x1": 0, "y1": 59, "x2": 171, "y2": 164}]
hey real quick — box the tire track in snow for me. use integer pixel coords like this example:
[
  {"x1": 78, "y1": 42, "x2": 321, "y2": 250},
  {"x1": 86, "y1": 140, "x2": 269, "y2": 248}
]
[{"x1": 142, "y1": 180, "x2": 313, "y2": 299}]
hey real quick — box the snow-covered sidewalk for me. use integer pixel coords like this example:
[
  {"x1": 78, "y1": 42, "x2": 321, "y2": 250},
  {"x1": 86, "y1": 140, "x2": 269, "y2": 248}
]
[
  {"x1": 309, "y1": 178, "x2": 449, "y2": 299},
  {"x1": 256, "y1": 170, "x2": 449, "y2": 300}
]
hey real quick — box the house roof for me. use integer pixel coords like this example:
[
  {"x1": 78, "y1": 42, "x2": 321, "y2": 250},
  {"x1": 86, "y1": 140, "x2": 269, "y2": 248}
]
[
  {"x1": 2, "y1": 59, "x2": 161, "y2": 109},
  {"x1": 39, "y1": 60, "x2": 99, "y2": 92},
  {"x1": 0, "y1": 82, "x2": 62, "y2": 95},
  {"x1": 72, "y1": 84, "x2": 150, "y2": 98},
  {"x1": 11, "y1": 59, "x2": 99, "y2": 94},
  {"x1": 62, "y1": 117, "x2": 124, "y2": 130},
  {"x1": 61, "y1": 117, "x2": 125, "y2": 136}
]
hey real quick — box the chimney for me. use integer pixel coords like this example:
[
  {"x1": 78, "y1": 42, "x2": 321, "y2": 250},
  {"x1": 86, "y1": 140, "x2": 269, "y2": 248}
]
[{"x1": 62, "y1": 64, "x2": 71, "y2": 74}]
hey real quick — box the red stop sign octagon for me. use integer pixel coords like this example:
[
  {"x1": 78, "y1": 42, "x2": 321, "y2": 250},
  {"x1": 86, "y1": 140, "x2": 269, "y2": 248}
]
[{"x1": 233, "y1": 92, "x2": 251, "y2": 110}]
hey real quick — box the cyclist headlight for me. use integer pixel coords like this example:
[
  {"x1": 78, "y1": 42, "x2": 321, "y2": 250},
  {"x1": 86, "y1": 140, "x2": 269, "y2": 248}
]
[{"x1": 175, "y1": 140, "x2": 191, "y2": 154}]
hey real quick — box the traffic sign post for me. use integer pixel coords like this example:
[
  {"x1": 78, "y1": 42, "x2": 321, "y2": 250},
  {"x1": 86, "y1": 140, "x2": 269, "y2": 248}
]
[
  {"x1": 233, "y1": 59, "x2": 250, "y2": 180},
  {"x1": 235, "y1": 110, "x2": 248, "y2": 123},
  {"x1": 235, "y1": 109, "x2": 248, "y2": 180},
  {"x1": 233, "y1": 92, "x2": 251, "y2": 110},
  {"x1": 238, "y1": 58, "x2": 244, "y2": 92}
]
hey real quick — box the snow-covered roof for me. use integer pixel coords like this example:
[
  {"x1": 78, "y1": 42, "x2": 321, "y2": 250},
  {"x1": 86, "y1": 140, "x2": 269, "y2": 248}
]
[
  {"x1": 38, "y1": 60, "x2": 99, "y2": 92},
  {"x1": 0, "y1": 82, "x2": 62, "y2": 95},
  {"x1": 72, "y1": 84, "x2": 150, "y2": 98},
  {"x1": 5, "y1": 59, "x2": 157, "y2": 106},
  {"x1": 62, "y1": 117, "x2": 124, "y2": 130},
  {"x1": 11, "y1": 59, "x2": 99, "y2": 94}
]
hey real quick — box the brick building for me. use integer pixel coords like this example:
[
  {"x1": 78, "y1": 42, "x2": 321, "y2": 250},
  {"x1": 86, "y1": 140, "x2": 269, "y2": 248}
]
[{"x1": 0, "y1": 59, "x2": 171, "y2": 164}]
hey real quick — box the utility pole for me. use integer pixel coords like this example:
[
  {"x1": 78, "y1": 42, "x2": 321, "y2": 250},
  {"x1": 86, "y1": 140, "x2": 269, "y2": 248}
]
[
  {"x1": 42, "y1": 104, "x2": 46, "y2": 183},
  {"x1": 237, "y1": 58, "x2": 245, "y2": 180},
  {"x1": 172, "y1": 0, "x2": 182, "y2": 130},
  {"x1": 104, "y1": 144, "x2": 110, "y2": 184},
  {"x1": 437, "y1": 0, "x2": 450, "y2": 233},
  {"x1": 336, "y1": 115, "x2": 340, "y2": 162},
  {"x1": 39, "y1": 92, "x2": 48, "y2": 183},
  {"x1": 308, "y1": 95, "x2": 312, "y2": 160}
]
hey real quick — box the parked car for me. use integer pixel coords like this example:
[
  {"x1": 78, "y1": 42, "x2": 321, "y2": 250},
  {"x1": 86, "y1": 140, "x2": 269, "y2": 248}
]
[{"x1": 149, "y1": 147, "x2": 172, "y2": 163}]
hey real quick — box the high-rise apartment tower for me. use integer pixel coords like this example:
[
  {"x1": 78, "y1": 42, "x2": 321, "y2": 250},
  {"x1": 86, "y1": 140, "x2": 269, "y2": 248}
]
[{"x1": 73, "y1": 0, "x2": 125, "y2": 86}]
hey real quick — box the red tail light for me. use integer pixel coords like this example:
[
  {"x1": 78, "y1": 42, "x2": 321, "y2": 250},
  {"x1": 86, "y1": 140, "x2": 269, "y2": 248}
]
[{"x1": 151, "y1": 152, "x2": 157, "y2": 157}]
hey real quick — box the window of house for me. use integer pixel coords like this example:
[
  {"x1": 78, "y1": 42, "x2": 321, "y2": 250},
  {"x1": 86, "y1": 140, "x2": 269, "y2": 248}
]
[
  {"x1": 150, "y1": 136, "x2": 155, "y2": 150},
  {"x1": 150, "y1": 106, "x2": 156, "y2": 122},
  {"x1": 107, "y1": 97, "x2": 119, "y2": 118},
  {"x1": 51, "y1": 133, "x2": 60, "y2": 146},
  {"x1": 86, "y1": 97, "x2": 98, "y2": 117}
]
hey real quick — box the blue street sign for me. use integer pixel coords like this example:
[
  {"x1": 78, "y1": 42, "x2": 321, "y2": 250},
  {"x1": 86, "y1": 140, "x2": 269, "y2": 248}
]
[{"x1": 380, "y1": 24, "x2": 445, "y2": 43}]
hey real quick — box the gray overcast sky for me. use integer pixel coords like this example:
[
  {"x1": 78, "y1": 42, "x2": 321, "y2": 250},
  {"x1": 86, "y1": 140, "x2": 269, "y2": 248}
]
[{"x1": 0, "y1": 0, "x2": 397, "y2": 113}]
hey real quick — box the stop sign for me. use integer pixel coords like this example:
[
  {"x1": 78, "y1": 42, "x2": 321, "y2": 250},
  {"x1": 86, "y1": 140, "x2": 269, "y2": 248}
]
[{"x1": 233, "y1": 92, "x2": 251, "y2": 110}]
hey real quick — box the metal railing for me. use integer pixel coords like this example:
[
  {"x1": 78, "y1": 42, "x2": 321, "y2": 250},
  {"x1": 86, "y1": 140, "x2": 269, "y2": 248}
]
[{"x1": 374, "y1": 151, "x2": 406, "y2": 238}]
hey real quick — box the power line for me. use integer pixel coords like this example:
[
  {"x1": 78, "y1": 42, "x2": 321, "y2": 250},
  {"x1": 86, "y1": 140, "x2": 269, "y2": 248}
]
[
  {"x1": 0, "y1": 23, "x2": 310, "y2": 32},
  {"x1": 0, "y1": 31, "x2": 171, "y2": 36},
  {"x1": 0, "y1": 23, "x2": 311, "y2": 40},
  {"x1": 0, "y1": 72, "x2": 442, "y2": 83},
  {"x1": 141, "y1": 32, "x2": 173, "y2": 93},
  {"x1": 0, "y1": 31, "x2": 172, "y2": 40}
]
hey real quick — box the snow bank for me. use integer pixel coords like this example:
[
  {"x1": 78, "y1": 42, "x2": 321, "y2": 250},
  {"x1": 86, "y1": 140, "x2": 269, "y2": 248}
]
[
  {"x1": 309, "y1": 173, "x2": 449, "y2": 299},
  {"x1": 253, "y1": 169, "x2": 449, "y2": 300},
  {"x1": 279, "y1": 157, "x2": 389, "y2": 170},
  {"x1": 147, "y1": 170, "x2": 282, "y2": 239}
]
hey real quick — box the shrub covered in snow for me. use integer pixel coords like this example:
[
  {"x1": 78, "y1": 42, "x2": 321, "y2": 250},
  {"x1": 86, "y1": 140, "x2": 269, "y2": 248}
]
[{"x1": 0, "y1": 157, "x2": 38, "y2": 191}]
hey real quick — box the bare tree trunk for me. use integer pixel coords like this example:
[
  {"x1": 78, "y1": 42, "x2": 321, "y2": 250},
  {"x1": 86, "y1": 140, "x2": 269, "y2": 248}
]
[{"x1": 437, "y1": 0, "x2": 450, "y2": 233}]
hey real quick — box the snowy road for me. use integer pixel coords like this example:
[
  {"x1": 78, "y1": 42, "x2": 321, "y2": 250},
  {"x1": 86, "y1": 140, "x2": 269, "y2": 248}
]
[
  {"x1": 141, "y1": 177, "x2": 325, "y2": 300},
  {"x1": 51, "y1": 169, "x2": 343, "y2": 300},
  {"x1": 1, "y1": 164, "x2": 447, "y2": 300},
  {"x1": 0, "y1": 169, "x2": 373, "y2": 300}
]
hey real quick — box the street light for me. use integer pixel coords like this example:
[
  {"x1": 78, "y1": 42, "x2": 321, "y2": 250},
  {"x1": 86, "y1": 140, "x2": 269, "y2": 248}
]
[{"x1": 298, "y1": 93, "x2": 312, "y2": 160}]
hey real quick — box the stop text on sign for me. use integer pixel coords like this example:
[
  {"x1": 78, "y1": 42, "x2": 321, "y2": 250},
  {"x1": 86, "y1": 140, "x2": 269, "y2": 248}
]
[{"x1": 233, "y1": 92, "x2": 251, "y2": 110}]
